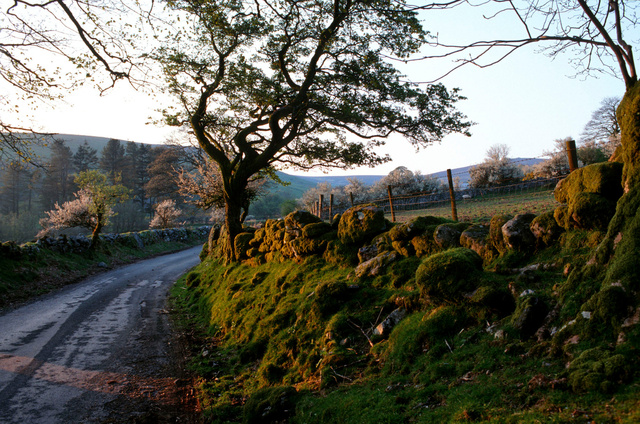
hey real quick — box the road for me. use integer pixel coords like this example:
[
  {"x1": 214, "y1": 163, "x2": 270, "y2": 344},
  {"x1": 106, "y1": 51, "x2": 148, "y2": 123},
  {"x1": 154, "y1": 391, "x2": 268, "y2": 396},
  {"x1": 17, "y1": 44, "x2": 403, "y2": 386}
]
[{"x1": 0, "y1": 246, "x2": 202, "y2": 423}]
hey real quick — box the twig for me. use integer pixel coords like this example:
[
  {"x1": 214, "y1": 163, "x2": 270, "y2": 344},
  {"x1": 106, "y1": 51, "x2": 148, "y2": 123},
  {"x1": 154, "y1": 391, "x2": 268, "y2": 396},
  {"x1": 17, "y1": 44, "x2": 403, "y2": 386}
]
[
  {"x1": 330, "y1": 366, "x2": 353, "y2": 381},
  {"x1": 445, "y1": 339, "x2": 453, "y2": 353},
  {"x1": 348, "y1": 319, "x2": 374, "y2": 348}
]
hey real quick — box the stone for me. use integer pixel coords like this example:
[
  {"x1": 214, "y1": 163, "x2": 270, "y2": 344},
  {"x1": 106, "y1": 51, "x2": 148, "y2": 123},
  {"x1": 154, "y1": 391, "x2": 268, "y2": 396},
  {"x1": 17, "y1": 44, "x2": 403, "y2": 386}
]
[
  {"x1": 433, "y1": 224, "x2": 463, "y2": 249},
  {"x1": 460, "y1": 224, "x2": 494, "y2": 261},
  {"x1": 354, "y1": 251, "x2": 399, "y2": 278},
  {"x1": 337, "y1": 204, "x2": 387, "y2": 245},
  {"x1": 373, "y1": 308, "x2": 407, "y2": 337},
  {"x1": 501, "y1": 213, "x2": 536, "y2": 252}
]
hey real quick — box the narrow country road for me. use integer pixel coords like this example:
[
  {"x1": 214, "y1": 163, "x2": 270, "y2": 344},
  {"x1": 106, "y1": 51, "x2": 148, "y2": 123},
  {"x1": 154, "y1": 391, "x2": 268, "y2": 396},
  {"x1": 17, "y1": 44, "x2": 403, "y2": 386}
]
[{"x1": 0, "y1": 246, "x2": 202, "y2": 423}]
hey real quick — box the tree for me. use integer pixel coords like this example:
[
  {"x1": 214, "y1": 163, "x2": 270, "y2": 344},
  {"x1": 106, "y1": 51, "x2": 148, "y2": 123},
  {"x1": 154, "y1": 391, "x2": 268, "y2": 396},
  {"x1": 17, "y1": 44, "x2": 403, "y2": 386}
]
[
  {"x1": 468, "y1": 144, "x2": 523, "y2": 188},
  {"x1": 580, "y1": 97, "x2": 621, "y2": 144},
  {"x1": 38, "y1": 170, "x2": 130, "y2": 249},
  {"x1": 145, "y1": 147, "x2": 184, "y2": 203},
  {"x1": 156, "y1": 0, "x2": 471, "y2": 261},
  {"x1": 40, "y1": 139, "x2": 75, "y2": 209},
  {"x1": 73, "y1": 140, "x2": 99, "y2": 172},
  {"x1": 149, "y1": 199, "x2": 182, "y2": 229},
  {"x1": 99, "y1": 139, "x2": 126, "y2": 184}
]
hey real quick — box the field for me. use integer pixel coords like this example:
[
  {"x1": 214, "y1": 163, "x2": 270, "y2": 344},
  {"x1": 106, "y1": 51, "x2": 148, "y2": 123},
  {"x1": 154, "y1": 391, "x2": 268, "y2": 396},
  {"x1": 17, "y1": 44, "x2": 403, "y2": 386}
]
[{"x1": 390, "y1": 189, "x2": 559, "y2": 223}]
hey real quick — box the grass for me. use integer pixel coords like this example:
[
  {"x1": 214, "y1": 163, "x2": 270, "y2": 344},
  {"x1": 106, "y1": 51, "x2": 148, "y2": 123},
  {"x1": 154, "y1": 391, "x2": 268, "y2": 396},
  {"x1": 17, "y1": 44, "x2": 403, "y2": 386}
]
[{"x1": 169, "y1": 222, "x2": 640, "y2": 423}]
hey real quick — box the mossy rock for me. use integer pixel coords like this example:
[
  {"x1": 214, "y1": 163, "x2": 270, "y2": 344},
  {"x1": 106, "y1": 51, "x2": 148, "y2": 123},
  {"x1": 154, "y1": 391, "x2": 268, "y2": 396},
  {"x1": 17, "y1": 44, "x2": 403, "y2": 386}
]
[
  {"x1": 554, "y1": 161, "x2": 623, "y2": 204},
  {"x1": 337, "y1": 204, "x2": 387, "y2": 245},
  {"x1": 323, "y1": 239, "x2": 359, "y2": 266},
  {"x1": 391, "y1": 240, "x2": 415, "y2": 257},
  {"x1": 415, "y1": 248, "x2": 483, "y2": 303},
  {"x1": 0, "y1": 241, "x2": 22, "y2": 260},
  {"x1": 569, "y1": 192, "x2": 617, "y2": 231},
  {"x1": 511, "y1": 294, "x2": 549, "y2": 339},
  {"x1": 302, "y1": 222, "x2": 333, "y2": 239},
  {"x1": 460, "y1": 224, "x2": 495, "y2": 262},
  {"x1": 489, "y1": 214, "x2": 512, "y2": 254},
  {"x1": 434, "y1": 222, "x2": 470, "y2": 249},
  {"x1": 388, "y1": 215, "x2": 449, "y2": 241},
  {"x1": 243, "y1": 386, "x2": 298, "y2": 424},
  {"x1": 234, "y1": 232, "x2": 255, "y2": 260},
  {"x1": 582, "y1": 285, "x2": 629, "y2": 333},
  {"x1": 530, "y1": 211, "x2": 563, "y2": 247},
  {"x1": 568, "y1": 348, "x2": 630, "y2": 394},
  {"x1": 285, "y1": 210, "x2": 323, "y2": 233},
  {"x1": 501, "y1": 213, "x2": 536, "y2": 252},
  {"x1": 554, "y1": 205, "x2": 573, "y2": 230}
]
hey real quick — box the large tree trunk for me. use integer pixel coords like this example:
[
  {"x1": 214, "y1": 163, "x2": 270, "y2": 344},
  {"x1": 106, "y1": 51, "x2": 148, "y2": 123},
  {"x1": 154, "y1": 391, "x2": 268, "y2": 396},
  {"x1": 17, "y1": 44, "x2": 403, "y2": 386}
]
[
  {"x1": 220, "y1": 195, "x2": 245, "y2": 263},
  {"x1": 90, "y1": 213, "x2": 104, "y2": 250}
]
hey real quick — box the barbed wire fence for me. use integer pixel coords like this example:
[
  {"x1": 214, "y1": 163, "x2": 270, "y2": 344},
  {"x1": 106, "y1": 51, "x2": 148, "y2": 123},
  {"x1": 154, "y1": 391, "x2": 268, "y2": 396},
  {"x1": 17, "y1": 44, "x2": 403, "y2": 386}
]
[{"x1": 311, "y1": 138, "x2": 619, "y2": 223}]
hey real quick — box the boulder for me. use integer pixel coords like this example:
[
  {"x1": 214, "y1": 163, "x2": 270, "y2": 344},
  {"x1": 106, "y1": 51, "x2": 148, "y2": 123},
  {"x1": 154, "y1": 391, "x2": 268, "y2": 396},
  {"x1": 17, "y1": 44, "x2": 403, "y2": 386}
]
[
  {"x1": 460, "y1": 225, "x2": 494, "y2": 261},
  {"x1": 388, "y1": 216, "x2": 448, "y2": 242},
  {"x1": 530, "y1": 211, "x2": 563, "y2": 247},
  {"x1": 354, "y1": 251, "x2": 399, "y2": 278},
  {"x1": 285, "y1": 210, "x2": 323, "y2": 237},
  {"x1": 554, "y1": 161, "x2": 623, "y2": 204},
  {"x1": 434, "y1": 223, "x2": 464, "y2": 249},
  {"x1": 501, "y1": 213, "x2": 536, "y2": 252},
  {"x1": 489, "y1": 214, "x2": 512, "y2": 254},
  {"x1": 337, "y1": 204, "x2": 387, "y2": 245}
]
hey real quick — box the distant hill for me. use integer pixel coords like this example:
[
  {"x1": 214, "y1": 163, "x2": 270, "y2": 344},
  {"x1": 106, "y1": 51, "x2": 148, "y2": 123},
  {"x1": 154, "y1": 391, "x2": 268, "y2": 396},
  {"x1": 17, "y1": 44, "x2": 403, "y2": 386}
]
[{"x1": 20, "y1": 133, "x2": 543, "y2": 195}]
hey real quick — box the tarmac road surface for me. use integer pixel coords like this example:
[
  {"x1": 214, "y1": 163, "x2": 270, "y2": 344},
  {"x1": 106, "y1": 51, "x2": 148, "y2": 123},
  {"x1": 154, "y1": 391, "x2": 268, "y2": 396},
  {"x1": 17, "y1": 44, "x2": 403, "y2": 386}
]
[{"x1": 0, "y1": 246, "x2": 202, "y2": 423}]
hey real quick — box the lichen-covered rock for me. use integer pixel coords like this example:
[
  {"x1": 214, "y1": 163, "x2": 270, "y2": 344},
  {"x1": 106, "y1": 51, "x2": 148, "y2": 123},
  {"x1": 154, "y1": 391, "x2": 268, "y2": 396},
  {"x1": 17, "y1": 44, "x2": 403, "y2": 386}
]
[
  {"x1": 489, "y1": 214, "x2": 512, "y2": 254},
  {"x1": 460, "y1": 225, "x2": 494, "y2": 261},
  {"x1": 287, "y1": 237, "x2": 328, "y2": 258},
  {"x1": 388, "y1": 216, "x2": 448, "y2": 242},
  {"x1": 530, "y1": 211, "x2": 563, "y2": 247},
  {"x1": 302, "y1": 222, "x2": 333, "y2": 239},
  {"x1": 415, "y1": 248, "x2": 483, "y2": 303},
  {"x1": 502, "y1": 213, "x2": 536, "y2": 252},
  {"x1": 354, "y1": 251, "x2": 399, "y2": 278},
  {"x1": 337, "y1": 204, "x2": 387, "y2": 245},
  {"x1": 259, "y1": 219, "x2": 286, "y2": 253},
  {"x1": 554, "y1": 162, "x2": 623, "y2": 204},
  {"x1": 234, "y1": 232, "x2": 255, "y2": 260},
  {"x1": 285, "y1": 210, "x2": 323, "y2": 237},
  {"x1": 434, "y1": 223, "x2": 469, "y2": 249}
]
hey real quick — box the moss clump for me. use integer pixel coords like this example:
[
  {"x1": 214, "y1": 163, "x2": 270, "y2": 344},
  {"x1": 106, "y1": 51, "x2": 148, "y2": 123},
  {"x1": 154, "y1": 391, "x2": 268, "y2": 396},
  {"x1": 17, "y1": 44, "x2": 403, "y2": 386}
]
[
  {"x1": 415, "y1": 248, "x2": 483, "y2": 303},
  {"x1": 313, "y1": 281, "x2": 350, "y2": 317},
  {"x1": 337, "y1": 204, "x2": 387, "y2": 245},
  {"x1": 510, "y1": 294, "x2": 549, "y2": 339},
  {"x1": 242, "y1": 386, "x2": 298, "y2": 424},
  {"x1": 568, "y1": 348, "x2": 630, "y2": 393},
  {"x1": 469, "y1": 285, "x2": 515, "y2": 318}
]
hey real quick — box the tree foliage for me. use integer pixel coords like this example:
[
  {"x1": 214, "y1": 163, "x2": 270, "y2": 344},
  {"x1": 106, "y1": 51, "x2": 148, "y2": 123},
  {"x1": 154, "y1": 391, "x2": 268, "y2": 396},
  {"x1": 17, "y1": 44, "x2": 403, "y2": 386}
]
[
  {"x1": 156, "y1": 0, "x2": 471, "y2": 261},
  {"x1": 38, "y1": 170, "x2": 130, "y2": 248},
  {"x1": 469, "y1": 144, "x2": 523, "y2": 188},
  {"x1": 149, "y1": 199, "x2": 182, "y2": 229}
]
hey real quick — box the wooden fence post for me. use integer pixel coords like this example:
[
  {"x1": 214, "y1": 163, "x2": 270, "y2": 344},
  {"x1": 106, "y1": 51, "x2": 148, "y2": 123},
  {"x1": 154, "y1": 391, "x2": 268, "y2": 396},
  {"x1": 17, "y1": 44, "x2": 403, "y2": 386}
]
[
  {"x1": 387, "y1": 185, "x2": 396, "y2": 222},
  {"x1": 319, "y1": 194, "x2": 324, "y2": 220},
  {"x1": 566, "y1": 139, "x2": 579, "y2": 173},
  {"x1": 447, "y1": 169, "x2": 458, "y2": 222},
  {"x1": 314, "y1": 201, "x2": 318, "y2": 217},
  {"x1": 349, "y1": 192, "x2": 354, "y2": 207}
]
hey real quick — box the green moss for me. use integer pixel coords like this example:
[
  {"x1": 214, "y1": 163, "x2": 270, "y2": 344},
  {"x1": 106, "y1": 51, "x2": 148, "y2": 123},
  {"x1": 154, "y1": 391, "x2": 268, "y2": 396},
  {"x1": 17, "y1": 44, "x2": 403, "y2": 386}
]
[
  {"x1": 415, "y1": 248, "x2": 483, "y2": 303},
  {"x1": 243, "y1": 386, "x2": 298, "y2": 424},
  {"x1": 569, "y1": 192, "x2": 617, "y2": 231},
  {"x1": 530, "y1": 210, "x2": 563, "y2": 247},
  {"x1": 568, "y1": 348, "x2": 630, "y2": 393},
  {"x1": 489, "y1": 214, "x2": 512, "y2": 254},
  {"x1": 302, "y1": 222, "x2": 333, "y2": 238},
  {"x1": 554, "y1": 162, "x2": 623, "y2": 204}
]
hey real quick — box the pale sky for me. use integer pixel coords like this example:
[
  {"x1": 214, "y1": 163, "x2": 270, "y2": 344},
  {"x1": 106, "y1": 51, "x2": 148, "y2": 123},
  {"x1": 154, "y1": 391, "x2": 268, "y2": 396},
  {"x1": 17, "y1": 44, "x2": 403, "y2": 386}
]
[{"x1": 17, "y1": 2, "x2": 633, "y2": 177}]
